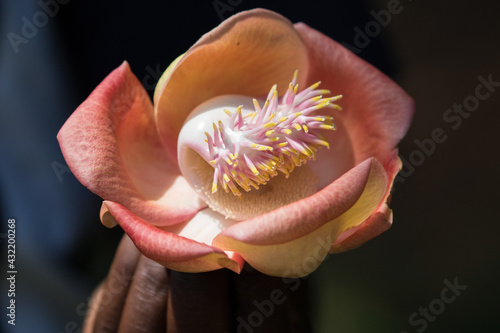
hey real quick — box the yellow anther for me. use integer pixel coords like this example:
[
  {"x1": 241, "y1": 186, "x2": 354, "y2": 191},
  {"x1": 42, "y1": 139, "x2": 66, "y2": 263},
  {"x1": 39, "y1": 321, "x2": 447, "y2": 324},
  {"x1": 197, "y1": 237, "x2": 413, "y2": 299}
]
[
  {"x1": 316, "y1": 101, "x2": 330, "y2": 109},
  {"x1": 251, "y1": 143, "x2": 273, "y2": 151},
  {"x1": 310, "y1": 81, "x2": 321, "y2": 90},
  {"x1": 319, "y1": 124, "x2": 336, "y2": 130},
  {"x1": 250, "y1": 165, "x2": 259, "y2": 175},
  {"x1": 301, "y1": 146, "x2": 312, "y2": 157},
  {"x1": 224, "y1": 109, "x2": 232, "y2": 116},
  {"x1": 253, "y1": 98, "x2": 260, "y2": 109},
  {"x1": 302, "y1": 124, "x2": 309, "y2": 133},
  {"x1": 293, "y1": 123, "x2": 302, "y2": 131},
  {"x1": 282, "y1": 128, "x2": 292, "y2": 135},
  {"x1": 265, "y1": 130, "x2": 274, "y2": 136},
  {"x1": 228, "y1": 182, "x2": 242, "y2": 197},
  {"x1": 257, "y1": 163, "x2": 268, "y2": 171},
  {"x1": 317, "y1": 139, "x2": 330, "y2": 148},
  {"x1": 311, "y1": 95, "x2": 322, "y2": 103},
  {"x1": 223, "y1": 174, "x2": 230, "y2": 182},
  {"x1": 317, "y1": 89, "x2": 331, "y2": 95},
  {"x1": 238, "y1": 178, "x2": 250, "y2": 191}
]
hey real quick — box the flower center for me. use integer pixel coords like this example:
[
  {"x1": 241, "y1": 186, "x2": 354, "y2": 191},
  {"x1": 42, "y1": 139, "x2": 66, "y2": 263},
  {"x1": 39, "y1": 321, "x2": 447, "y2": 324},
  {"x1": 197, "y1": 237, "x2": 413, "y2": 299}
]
[
  {"x1": 177, "y1": 71, "x2": 342, "y2": 220},
  {"x1": 204, "y1": 71, "x2": 341, "y2": 196}
]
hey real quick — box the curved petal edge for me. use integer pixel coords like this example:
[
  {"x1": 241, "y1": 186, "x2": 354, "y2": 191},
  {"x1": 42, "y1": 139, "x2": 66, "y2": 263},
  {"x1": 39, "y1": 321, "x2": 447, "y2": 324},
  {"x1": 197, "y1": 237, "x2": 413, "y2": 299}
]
[
  {"x1": 102, "y1": 201, "x2": 244, "y2": 274},
  {"x1": 57, "y1": 61, "x2": 203, "y2": 227}
]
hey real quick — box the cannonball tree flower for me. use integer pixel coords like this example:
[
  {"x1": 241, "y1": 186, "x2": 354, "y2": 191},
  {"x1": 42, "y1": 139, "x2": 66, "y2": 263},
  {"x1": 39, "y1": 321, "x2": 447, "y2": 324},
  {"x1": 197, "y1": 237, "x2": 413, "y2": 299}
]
[{"x1": 57, "y1": 9, "x2": 414, "y2": 277}]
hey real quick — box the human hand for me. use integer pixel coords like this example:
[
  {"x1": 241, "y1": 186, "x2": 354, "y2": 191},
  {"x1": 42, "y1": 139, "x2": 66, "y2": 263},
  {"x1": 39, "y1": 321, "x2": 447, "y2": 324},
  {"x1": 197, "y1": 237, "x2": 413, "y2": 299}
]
[{"x1": 83, "y1": 235, "x2": 311, "y2": 333}]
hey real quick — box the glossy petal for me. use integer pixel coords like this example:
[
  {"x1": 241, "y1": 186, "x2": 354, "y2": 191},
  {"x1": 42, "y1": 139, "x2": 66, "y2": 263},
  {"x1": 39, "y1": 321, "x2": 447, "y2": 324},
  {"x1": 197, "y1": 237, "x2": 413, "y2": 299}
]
[
  {"x1": 213, "y1": 158, "x2": 388, "y2": 277},
  {"x1": 294, "y1": 23, "x2": 415, "y2": 168},
  {"x1": 102, "y1": 201, "x2": 244, "y2": 274},
  {"x1": 154, "y1": 8, "x2": 309, "y2": 161},
  {"x1": 57, "y1": 62, "x2": 205, "y2": 226}
]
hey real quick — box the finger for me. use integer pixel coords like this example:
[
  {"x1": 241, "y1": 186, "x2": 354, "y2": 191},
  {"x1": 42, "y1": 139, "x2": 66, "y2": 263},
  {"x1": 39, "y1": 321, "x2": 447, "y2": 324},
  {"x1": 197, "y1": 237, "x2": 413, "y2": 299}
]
[
  {"x1": 231, "y1": 265, "x2": 311, "y2": 333},
  {"x1": 167, "y1": 269, "x2": 232, "y2": 332},
  {"x1": 117, "y1": 255, "x2": 169, "y2": 332},
  {"x1": 82, "y1": 282, "x2": 104, "y2": 333},
  {"x1": 89, "y1": 235, "x2": 141, "y2": 333}
]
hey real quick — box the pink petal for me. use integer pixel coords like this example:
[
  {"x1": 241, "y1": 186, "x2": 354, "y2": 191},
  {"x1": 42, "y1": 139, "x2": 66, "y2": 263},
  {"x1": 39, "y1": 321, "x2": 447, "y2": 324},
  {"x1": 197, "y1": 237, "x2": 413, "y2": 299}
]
[
  {"x1": 154, "y1": 8, "x2": 309, "y2": 161},
  {"x1": 57, "y1": 62, "x2": 205, "y2": 226},
  {"x1": 331, "y1": 149, "x2": 402, "y2": 252},
  {"x1": 102, "y1": 201, "x2": 244, "y2": 274},
  {"x1": 212, "y1": 157, "x2": 389, "y2": 277},
  {"x1": 330, "y1": 203, "x2": 393, "y2": 254},
  {"x1": 294, "y1": 23, "x2": 415, "y2": 167}
]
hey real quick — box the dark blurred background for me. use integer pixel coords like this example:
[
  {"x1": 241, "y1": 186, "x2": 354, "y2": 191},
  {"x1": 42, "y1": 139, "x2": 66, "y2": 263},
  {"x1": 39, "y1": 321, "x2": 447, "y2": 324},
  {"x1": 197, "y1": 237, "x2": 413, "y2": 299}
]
[{"x1": 0, "y1": 0, "x2": 499, "y2": 332}]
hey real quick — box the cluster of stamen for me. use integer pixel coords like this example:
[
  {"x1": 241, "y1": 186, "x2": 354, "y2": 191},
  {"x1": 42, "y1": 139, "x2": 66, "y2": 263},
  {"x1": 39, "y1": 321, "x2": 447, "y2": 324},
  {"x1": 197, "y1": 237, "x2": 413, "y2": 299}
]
[{"x1": 205, "y1": 71, "x2": 342, "y2": 196}]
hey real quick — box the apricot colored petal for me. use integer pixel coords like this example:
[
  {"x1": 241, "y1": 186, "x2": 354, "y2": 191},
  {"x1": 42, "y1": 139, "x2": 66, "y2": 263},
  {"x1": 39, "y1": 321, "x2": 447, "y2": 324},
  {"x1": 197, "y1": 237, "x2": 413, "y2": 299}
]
[
  {"x1": 294, "y1": 23, "x2": 415, "y2": 166},
  {"x1": 154, "y1": 8, "x2": 309, "y2": 160},
  {"x1": 57, "y1": 62, "x2": 204, "y2": 227},
  {"x1": 212, "y1": 158, "x2": 388, "y2": 277},
  {"x1": 102, "y1": 201, "x2": 244, "y2": 274}
]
